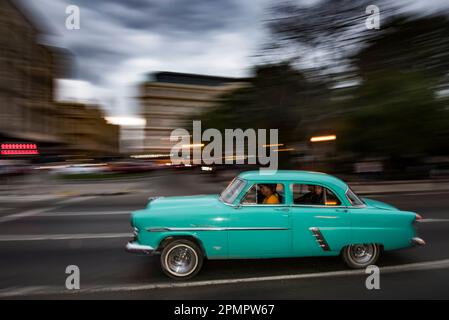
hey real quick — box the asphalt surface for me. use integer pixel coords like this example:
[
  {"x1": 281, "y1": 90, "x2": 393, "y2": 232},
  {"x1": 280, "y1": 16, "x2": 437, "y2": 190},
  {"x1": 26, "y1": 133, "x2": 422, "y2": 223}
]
[{"x1": 1, "y1": 172, "x2": 449, "y2": 299}]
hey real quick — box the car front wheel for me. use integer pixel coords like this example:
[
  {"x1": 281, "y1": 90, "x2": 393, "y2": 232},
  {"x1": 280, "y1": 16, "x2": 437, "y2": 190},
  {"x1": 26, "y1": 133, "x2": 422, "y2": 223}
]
[
  {"x1": 160, "y1": 239, "x2": 203, "y2": 280},
  {"x1": 342, "y1": 244, "x2": 380, "y2": 269}
]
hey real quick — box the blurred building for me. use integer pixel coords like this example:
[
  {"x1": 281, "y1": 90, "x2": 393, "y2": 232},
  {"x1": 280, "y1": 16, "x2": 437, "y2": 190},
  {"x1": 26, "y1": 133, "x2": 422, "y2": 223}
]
[
  {"x1": 0, "y1": 0, "x2": 118, "y2": 162},
  {"x1": 0, "y1": 0, "x2": 67, "y2": 157},
  {"x1": 103, "y1": 117, "x2": 146, "y2": 155},
  {"x1": 118, "y1": 125, "x2": 145, "y2": 155},
  {"x1": 139, "y1": 71, "x2": 247, "y2": 154},
  {"x1": 56, "y1": 102, "x2": 120, "y2": 158}
]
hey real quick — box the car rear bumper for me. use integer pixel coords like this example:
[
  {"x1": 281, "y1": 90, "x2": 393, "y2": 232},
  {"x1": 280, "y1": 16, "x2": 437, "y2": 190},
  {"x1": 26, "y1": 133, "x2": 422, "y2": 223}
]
[
  {"x1": 411, "y1": 237, "x2": 426, "y2": 246},
  {"x1": 126, "y1": 241, "x2": 155, "y2": 254}
]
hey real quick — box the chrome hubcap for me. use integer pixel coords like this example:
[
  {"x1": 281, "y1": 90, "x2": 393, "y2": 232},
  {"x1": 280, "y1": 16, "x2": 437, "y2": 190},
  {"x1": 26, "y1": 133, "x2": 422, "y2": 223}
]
[
  {"x1": 166, "y1": 245, "x2": 198, "y2": 276},
  {"x1": 349, "y1": 244, "x2": 375, "y2": 264}
]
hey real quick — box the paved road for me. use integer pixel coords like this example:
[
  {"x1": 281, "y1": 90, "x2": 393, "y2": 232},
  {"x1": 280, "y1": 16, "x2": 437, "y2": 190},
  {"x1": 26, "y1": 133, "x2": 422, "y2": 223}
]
[{"x1": 1, "y1": 173, "x2": 449, "y2": 299}]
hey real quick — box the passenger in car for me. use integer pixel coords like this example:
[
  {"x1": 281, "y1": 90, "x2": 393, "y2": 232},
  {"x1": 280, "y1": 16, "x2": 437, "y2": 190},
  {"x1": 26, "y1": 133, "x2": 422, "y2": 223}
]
[{"x1": 259, "y1": 184, "x2": 280, "y2": 204}]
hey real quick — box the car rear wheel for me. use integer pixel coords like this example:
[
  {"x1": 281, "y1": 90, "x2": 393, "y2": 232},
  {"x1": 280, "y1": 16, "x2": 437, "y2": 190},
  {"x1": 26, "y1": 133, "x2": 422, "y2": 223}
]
[
  {"x1": 160, "y1": 239, "x2": 203, "y2": 280},
  {"x1": 342, "y1": 244, "x2": 380, "y2": 269}
]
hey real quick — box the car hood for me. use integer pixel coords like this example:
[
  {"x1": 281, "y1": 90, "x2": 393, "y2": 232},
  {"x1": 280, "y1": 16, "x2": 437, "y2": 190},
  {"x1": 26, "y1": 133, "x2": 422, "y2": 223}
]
[
  {"x1": 131, "y1": 194, "x2": 230, "y2": 231},
  {"x1": 145, "y1": 194, "x2": 223, "y2": 212},
  {"x1": 361, "y1": 197, "x2": 398, "y2": 210}
]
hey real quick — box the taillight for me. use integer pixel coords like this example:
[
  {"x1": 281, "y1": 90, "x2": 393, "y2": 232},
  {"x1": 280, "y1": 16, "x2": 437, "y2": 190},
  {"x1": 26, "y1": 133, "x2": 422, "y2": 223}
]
[{"x1": 415, "y1": 213, "x2": 423, "y2": 221}]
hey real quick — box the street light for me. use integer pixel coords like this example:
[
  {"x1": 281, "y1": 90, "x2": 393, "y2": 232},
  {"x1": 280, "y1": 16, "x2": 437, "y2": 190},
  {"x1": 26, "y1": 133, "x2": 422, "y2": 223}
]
[
  {"x1": 310, "y1": 135, "x2": 337, "y2": 142},
  {"x1": 104, "y1": 117, "x2": 146, "y2": 126}
]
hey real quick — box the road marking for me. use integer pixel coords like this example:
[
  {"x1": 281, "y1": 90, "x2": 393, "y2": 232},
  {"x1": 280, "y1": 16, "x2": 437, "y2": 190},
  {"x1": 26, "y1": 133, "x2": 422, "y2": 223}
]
[
  {"x1": 38, "y1": 210, "x2": 130, "y2": 217},
  {"x1": 0, "y1": 195, "x2": 64, "y2": 203},
  {"x1": 1, "y1": 258, "x2": 449, "y2": 298},
  {"x1": 55, "y1": 196, "x2": 97, "y2": 205},
  {"x1": 368, "y1": 191, "x2": 449, "y2": 197},
  {"x1": 0, "y1": 233, "x2": 132, "y2": 241},
  {"x1": 0, "y1": 207, "x2": 58, "y2": 224},
  {"x1": 0, "y1": 196, "x2": 97, "y2": 224},
  {"x1": 420, "y1": 219, "x2": 449, "y2": 223}
]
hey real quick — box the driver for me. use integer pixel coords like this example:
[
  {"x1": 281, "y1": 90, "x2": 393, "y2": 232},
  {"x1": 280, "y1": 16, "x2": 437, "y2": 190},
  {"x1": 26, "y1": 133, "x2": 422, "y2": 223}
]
[
  {"x1": 296, "y1": 185, "x2": 324, "y2": 205},
  {"x1": 260, "y1": 184, "x2": 280, "y2": 204}
]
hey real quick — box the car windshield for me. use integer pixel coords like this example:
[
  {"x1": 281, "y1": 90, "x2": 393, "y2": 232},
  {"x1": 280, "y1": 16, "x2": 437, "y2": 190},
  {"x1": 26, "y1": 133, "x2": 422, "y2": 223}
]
[
  {"x1": 346, "y1": 187, "x2": 365, "y2": 206},
  {"x1": 220, "y1": 178, "x2": 247, "y2": 204}
]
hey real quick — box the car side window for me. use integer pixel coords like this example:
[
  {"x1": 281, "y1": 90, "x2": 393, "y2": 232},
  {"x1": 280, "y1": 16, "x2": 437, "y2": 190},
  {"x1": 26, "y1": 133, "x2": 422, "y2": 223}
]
[
  {"x1": 241, "y1": 183, "x2": 285, "y2": 205},
  {"x1": 292, "y1": 184, "x2": 341, "y2": 206},
  {"x1": 346, "y1": 188, "x2": 364, "y2": 206},
  {"x1": 324, "y1": 188, "x2": 341, "y2": 206}
]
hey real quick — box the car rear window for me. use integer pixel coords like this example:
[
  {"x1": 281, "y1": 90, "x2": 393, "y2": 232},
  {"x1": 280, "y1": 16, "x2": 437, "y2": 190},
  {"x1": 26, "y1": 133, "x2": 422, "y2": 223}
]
[{"x1": 292, "y1": 184, "x2": 341, "y2": 206}]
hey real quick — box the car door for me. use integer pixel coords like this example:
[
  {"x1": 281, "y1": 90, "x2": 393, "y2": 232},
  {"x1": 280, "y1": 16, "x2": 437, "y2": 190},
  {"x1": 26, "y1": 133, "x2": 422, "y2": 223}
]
[
  {"x1": 227, "y1": 182, "x2": 291, "y2": 258},
  {"x1": 289, "y1": 183, "x2": 350, "y2": 256}
]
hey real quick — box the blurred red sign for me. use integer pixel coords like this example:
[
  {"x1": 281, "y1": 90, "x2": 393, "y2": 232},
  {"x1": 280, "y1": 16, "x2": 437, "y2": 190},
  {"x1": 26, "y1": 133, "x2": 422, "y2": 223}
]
[{"x1": 0, "y1": 143, "x2": 39, "y2": 155}]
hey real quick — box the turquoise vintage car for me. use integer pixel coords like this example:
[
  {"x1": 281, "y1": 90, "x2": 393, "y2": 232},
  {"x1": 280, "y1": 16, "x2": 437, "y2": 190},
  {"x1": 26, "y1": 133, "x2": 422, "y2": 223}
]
[{"x1": 126, "y1": 170, "x2": 425, "y2": 279}]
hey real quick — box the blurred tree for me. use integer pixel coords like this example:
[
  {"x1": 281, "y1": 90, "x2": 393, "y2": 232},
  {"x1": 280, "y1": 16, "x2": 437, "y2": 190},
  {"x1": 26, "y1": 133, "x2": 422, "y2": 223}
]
[
  {"x1": 337, "y1": 14, "x2": 449, "y2": 164},
  {"x1": 200, "y1": 63, "x2": 331, "y2": 167},
  {"x1": 266, "y1": 1, "x2": 449, "y2": 168},
  {"x1": 354, "y1": 15, "x2": 449, "y2": 82},
  {"x1": 203, "y1": 1, "x2": 449, "y2": 172},
  {"x1": 337, "y1": 72, "x2": 449, "y2": 161},
  {"x1": 264, "y1": 0, "x2": 397, "y2": 79}
]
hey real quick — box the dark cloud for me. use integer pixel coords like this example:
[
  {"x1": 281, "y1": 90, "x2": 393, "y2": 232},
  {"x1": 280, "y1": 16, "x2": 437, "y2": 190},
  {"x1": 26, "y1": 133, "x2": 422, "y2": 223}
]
[
  {"x1": 23, "y1": 0, "x2": 261, "y2": 80},
  {"x1": 18, "y1": 0, "x2": 267, "y2": 114},
  {"x1": 65, "y1": 0, "x2": 244, "y2": 34}
]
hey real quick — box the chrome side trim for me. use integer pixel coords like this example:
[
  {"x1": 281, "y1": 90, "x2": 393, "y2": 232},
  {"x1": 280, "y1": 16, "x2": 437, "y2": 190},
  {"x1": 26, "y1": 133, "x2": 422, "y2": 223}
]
[
  {"x1": 309, "y1": 227, "x2": 330, "y2": 251},
  {"x1": 292, "y1": 204, "x2": 348, "y2": 209},
  {"x1": 147, "y1": 227, "x2": 289, "y2": 232},
  {"x1": 240, "y1": 204, "x2": 290, "y2": 207},
  {"x1": 314, "y1": 215, "x2": 338, "y2": 219},
  {"x1": 411, "y1": 237, "x2": 426, "y2": 246},
  {"x1": 147, "y1": 227, "x2": 171, "y2": 232}
]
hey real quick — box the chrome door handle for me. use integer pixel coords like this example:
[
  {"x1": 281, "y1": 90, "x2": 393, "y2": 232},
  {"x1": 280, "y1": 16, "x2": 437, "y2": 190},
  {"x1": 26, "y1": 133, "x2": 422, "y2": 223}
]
[
  {"x1": 336, "y1": 208, "x2": 348, "y2": 213},
  {"x1": 275, "y1": 208, "x2": 289, "y2": 212}
]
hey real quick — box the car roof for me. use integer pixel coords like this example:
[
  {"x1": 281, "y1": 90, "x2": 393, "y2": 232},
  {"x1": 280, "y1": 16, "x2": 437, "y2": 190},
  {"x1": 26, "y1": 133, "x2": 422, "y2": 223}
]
[{"x1": 238, "y1": 170, "x2": 348, "y2": 192}]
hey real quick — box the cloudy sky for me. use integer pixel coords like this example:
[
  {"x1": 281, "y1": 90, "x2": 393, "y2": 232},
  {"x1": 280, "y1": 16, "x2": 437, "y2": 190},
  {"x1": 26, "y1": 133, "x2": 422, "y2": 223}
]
[
  {"x1": 19, "y1": 0, "x2": 449, "y2": 117},
  {"x1": 20, "y1": 0, "x2": 271, "y2": 116}
]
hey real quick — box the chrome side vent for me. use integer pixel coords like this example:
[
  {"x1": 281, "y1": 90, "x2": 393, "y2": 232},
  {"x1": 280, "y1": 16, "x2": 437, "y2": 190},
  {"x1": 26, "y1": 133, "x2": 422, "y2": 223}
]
[{"x1": 310, "y1": 227, "x2": 330, "y2": 251}]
